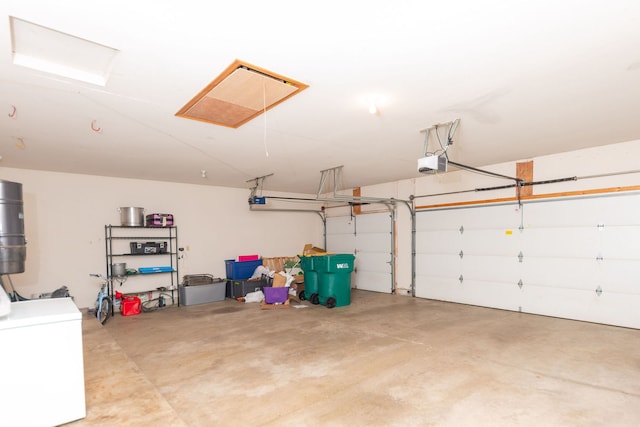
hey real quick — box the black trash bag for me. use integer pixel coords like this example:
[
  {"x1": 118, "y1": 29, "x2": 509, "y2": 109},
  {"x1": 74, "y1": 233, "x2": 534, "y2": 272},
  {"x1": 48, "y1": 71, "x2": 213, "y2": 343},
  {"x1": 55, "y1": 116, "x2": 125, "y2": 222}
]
[{"x1": 51, "y1": 286, "x2": 70, "y2": 298}]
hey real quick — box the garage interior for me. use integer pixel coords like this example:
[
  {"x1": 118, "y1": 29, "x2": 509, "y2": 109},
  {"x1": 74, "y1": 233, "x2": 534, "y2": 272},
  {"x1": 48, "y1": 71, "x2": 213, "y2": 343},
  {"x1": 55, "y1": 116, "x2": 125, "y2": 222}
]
[{"x1": 1, "y1": 1, "x2": 640, "y2": 426}]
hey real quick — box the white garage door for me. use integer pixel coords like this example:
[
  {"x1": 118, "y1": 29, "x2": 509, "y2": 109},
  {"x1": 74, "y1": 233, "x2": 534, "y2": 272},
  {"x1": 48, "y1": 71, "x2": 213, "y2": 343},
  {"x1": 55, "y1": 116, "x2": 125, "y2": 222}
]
[
  {"x1": 326, "y1": 212, "x2": 393, "y2": 293},
  {"x1": 415, "y1": 192, "x2": 640, "y2": 329}
]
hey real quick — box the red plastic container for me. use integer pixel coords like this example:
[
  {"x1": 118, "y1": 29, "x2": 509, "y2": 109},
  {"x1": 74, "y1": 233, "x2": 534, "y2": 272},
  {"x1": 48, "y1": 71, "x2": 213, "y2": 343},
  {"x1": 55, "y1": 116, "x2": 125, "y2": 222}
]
[{"x1": 121, "y1": 296, "x2": 141, "y2": 316}]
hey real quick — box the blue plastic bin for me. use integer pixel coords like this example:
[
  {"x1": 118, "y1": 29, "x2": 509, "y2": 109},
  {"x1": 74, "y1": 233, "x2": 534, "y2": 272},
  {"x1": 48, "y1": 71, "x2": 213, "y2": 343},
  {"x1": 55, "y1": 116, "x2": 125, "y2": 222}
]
[{"x1": 225, "y1": 259, "x2": 263, "y2": 280}]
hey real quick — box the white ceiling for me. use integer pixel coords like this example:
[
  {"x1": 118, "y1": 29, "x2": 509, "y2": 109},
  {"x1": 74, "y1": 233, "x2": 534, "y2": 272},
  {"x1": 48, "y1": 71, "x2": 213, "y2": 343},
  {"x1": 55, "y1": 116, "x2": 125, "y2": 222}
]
[{"x1": 2, "y1": 0, "x2": 640, "y2": 194}]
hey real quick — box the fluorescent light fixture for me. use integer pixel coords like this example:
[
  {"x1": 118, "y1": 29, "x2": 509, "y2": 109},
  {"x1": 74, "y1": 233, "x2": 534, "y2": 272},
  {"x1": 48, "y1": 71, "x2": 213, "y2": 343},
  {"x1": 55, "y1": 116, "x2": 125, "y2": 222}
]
[{"x1": 10, "y1": 16, "x2": 118, "y2": 86}]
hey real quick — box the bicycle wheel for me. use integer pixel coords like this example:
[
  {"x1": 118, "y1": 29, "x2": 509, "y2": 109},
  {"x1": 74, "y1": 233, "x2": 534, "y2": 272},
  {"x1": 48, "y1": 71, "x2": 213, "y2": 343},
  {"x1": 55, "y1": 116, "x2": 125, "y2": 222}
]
[{"x1": 98, "y1": 296, "x2": 112, "y2": 325}]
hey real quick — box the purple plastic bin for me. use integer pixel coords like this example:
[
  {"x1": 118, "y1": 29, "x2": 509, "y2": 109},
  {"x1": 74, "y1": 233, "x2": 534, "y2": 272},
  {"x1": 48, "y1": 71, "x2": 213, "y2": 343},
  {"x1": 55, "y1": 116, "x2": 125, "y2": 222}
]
[{"x1": 264, "y1": 286, "x2": 289, "y2": 304}]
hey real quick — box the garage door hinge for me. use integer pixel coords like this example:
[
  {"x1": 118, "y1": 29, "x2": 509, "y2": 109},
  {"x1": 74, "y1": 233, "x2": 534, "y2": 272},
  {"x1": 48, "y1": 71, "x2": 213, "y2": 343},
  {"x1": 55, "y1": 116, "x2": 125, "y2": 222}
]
[
  {"x1": 518, "y1": 279, "x2": 523, "y2": 289},
  {"x1": 459, "y1": 225, "x2": 464, "y2": 234},
  {"x1": 597, "y1": 223, "x2": 605, "y2": 231},
  {"x1": 596, "y1": 286, "x2": 603, "y2": 296},
  {"x1": 596, "y1": 254, "x2": 604, "y2": 262},
  {"x1": 517, "y1": 251, "x2": 524, "y2": 263},
  {"x1": 459, "y1": 274, "x2": 464, "y2": 284},
  {"x1": 459, "y1": 250, "x2": 464, "y2": 259}
]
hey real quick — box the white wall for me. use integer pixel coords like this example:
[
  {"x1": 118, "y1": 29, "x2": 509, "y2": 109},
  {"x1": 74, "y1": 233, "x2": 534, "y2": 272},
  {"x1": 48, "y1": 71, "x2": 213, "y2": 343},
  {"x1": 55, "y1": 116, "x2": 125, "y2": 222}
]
[
  {"x1": 3, "y1": 139, "x2": 639, "y2": 308},
  {"x1": 0, "y1": 167, "x2": 323, "y2": 308}
]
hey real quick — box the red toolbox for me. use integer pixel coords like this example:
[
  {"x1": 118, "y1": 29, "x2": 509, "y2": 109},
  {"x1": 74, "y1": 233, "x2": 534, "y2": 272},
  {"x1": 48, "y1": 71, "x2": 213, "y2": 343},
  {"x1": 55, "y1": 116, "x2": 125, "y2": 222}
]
[{"x1": 145, "y1": 213, "x2": 174, "y2": 227}]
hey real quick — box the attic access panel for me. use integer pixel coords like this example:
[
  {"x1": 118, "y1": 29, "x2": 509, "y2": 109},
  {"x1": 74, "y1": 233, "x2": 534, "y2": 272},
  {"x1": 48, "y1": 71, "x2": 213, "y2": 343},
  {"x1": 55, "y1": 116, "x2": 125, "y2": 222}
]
[{"x1": 176, "y1": 59, "x2": 308, "y2": 128}]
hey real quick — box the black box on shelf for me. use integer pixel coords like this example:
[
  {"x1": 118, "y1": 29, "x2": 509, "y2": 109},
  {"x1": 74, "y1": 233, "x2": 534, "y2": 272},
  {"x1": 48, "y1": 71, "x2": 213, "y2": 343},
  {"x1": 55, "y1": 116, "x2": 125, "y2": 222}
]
[{"x1": 130, "y1": 241, "x2": 167, "y2": 255}]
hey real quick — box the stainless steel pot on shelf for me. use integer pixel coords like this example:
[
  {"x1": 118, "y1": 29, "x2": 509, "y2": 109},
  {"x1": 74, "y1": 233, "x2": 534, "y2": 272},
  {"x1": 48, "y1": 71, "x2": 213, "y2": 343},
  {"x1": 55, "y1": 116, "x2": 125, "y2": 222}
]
[
  {"x1": 118, "y1": 207, "x2": 144, "y2": 227},
  {"x1": 112, "y1": 263, "x2": 127, "y2": 277}
]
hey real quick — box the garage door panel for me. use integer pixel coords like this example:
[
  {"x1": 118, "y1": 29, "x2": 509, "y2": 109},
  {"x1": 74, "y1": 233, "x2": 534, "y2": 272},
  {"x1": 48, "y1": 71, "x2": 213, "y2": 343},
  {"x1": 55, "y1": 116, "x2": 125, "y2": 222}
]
[
  {"x1": 457, "y1": 205, "x2": 521, "y2": 228},
  {"x1": 356, "y1": 232, "x2": 390, "y2": 251},
  {"x1": 414, "y1": 275, "x2": 461, "y2": 300},
  {"x1": 527, "y1": 195, "x2": 640, "y2": 227},
  {"x1": 522, "y1": 227, "x2": 600, "y2": 258},
  {"x1": 327, "y1": 212, "x2": 393, "y2": 294},
  {"x1": 416, "y1": 253, "x2": 460, "y2": 276},
  {"x1": 585, "y1": 293, "x2": 640, "y2": 329},
  {"x1": 416, "y1": 192, "x2": 640, "y2": 328},
  {"x1": 462, "y1": 229, "x2": 521, "y2": 256},
  {"x1": 595, "y1": 259, "x2": 640, "y2": 294},
  {"x1": 525, "y1": 198, "x2": 603, "y2": 227},
  {"x1": 326, "y1": 216, "x2": 354, "y2": 234},
  {"x1": 463, "y1": 255, "x2": 521, "y2": 284},
  {"x1": 326, "y1": 217, "x2": 355, "y2": 253},
  {"x1": 354, "y1": 271, "x2": 390, "y2": 292},
  {"x1": 356, "y1": 213, "x2": 391, "y2": 232},
  {"x1": 326, "y1": 237, "x2": 354, "y2": 254},
  {"x1": 601, "y1": 226, "x2": 640, "y2": 258},
  {"x1": 521, "y1": 285, "x2": 640, "y2": 329},
  {"x1": 455, "y1": 279, "x2": 522, "y2": 311},
  {"x1": 356, "y1": 251, "x2": 390, "y2": 274},
  {"x1": 522, "y1": 285, "x2": 600, "y2": 319},
  {"x1": 522, "y1": 257, "x2": 599, "y2": 291},
  {"x1": 416, "y1": 276, "x2": 521, "y2": 311},
  {"x1": 416, "y1": 209, "x2": 467, "y2": 230},
  {"x1": 416, "y1": 230, "x2": 461, "y2": 253}
]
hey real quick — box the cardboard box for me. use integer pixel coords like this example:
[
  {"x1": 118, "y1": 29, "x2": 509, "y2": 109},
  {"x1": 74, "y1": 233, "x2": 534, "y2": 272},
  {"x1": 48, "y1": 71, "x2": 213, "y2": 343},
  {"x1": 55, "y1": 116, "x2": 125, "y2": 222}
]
[
  {"x1": 263, "y1": 256, "x2": 298, "y2": 272},
  {"x1": 179, "y1": 282, "x2": 225, "y2": 306},
  {"x1": 260, "y1": 298, "x2": 290, "y2": 310},
  {"x1": 302, "y1": 244, "x2": 328, "y2": 256},
  {"x1": 260, "y1": 293, "x2": 301, "y2": 310},
  {"x1": 272, "y1": 273, "x2": 287, "y2": 287}
]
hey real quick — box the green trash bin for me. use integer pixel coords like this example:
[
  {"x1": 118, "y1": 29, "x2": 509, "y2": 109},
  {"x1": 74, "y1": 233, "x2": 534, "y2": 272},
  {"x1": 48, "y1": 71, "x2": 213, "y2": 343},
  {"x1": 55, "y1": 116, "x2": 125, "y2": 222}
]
[
  {"x1": 299, "y1": 255, "x2": 321, "y2": 304},
  {"x1": 316, "y1": 254, "x2": 355, "y2": 308}
]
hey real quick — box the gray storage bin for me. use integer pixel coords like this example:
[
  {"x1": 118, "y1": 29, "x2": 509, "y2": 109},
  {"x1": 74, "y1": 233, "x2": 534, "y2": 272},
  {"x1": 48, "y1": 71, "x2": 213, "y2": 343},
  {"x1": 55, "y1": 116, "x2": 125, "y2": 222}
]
[{"x1": 179, "y1": 282, "x2": 225, "y2": 306}]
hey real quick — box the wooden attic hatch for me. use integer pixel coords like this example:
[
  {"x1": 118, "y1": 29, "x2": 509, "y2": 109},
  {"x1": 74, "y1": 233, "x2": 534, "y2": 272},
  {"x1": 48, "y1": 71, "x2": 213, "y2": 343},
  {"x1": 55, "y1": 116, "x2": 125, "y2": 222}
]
[{"x1": 176, "y1": 59, "x2": 308, "y2": 128}]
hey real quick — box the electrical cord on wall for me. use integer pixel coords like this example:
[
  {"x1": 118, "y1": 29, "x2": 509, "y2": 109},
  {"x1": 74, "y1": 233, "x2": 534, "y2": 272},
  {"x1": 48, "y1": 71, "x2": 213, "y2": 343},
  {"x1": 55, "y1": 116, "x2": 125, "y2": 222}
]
[{"x1": 0, "y1": 275, "x2": 29, "y2": 301}]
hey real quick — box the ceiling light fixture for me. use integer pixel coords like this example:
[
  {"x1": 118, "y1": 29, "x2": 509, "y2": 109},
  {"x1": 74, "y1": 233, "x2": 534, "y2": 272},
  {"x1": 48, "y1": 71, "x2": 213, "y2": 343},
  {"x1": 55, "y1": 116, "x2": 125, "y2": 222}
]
[
  {"x1": 9, "y1": 16, "x2": 118, "y2": 86},
  {"x1": 366, "y1": 94, "x2": 384, "y2": 115}
]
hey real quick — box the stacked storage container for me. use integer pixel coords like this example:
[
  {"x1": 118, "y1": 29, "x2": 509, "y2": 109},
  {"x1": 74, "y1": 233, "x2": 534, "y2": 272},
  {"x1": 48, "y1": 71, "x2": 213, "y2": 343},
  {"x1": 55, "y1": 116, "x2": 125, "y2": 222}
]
[{"x1": 224, "y1": 259, "x2": 267, "y2": 298}]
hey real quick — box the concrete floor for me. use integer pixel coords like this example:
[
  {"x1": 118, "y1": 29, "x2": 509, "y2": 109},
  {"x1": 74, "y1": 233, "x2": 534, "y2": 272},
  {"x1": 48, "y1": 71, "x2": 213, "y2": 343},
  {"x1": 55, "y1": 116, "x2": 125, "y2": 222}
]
[{"x1": 67, "y1": 290, "x2": 640, "y2": 426}]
